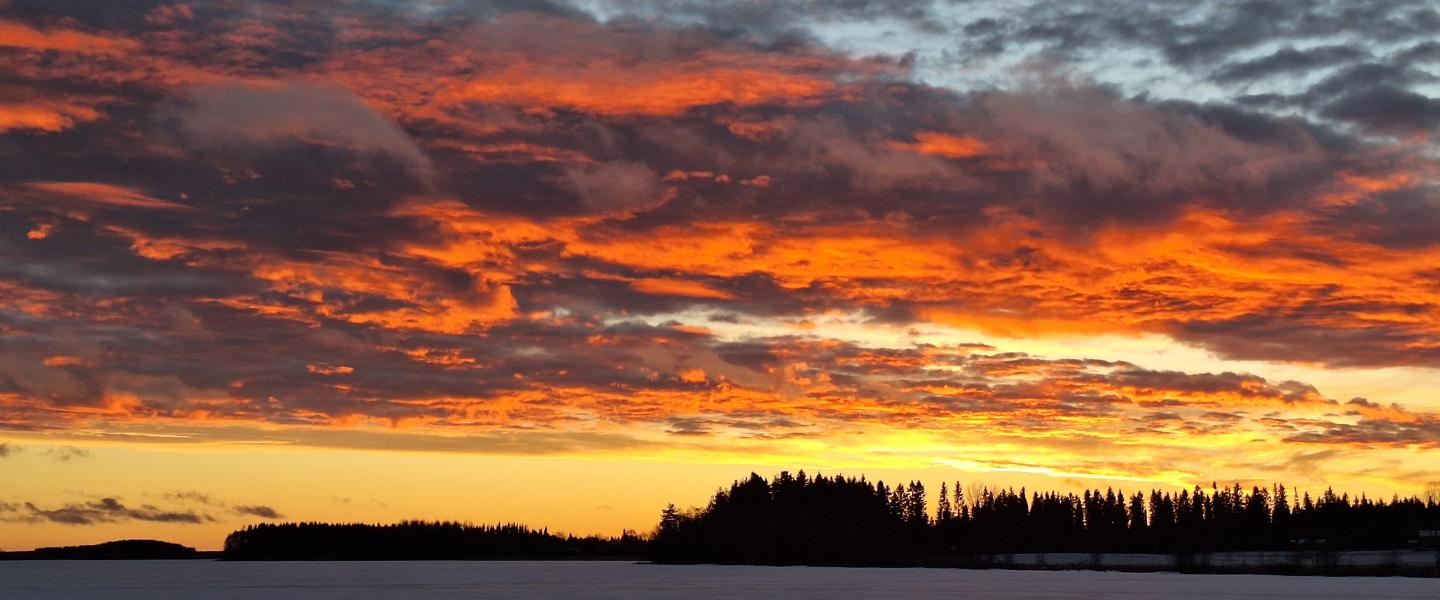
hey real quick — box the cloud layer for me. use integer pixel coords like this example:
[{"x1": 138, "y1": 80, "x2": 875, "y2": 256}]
[
  {"x1": 1, "y1": 0, "x2": 1438, "y2": 487},
  {"x1": 0, "y1": 491, "x2": 284, "y2": 526}
]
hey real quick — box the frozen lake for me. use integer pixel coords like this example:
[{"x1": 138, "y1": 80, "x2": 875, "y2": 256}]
[{"x1": 2, "y1": 560, "x2": 1438, "y2": 599}]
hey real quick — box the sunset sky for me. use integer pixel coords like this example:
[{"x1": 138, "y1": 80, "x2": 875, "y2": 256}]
[{"x1": 3, "y1": 0, "x2": 1440, "y2": 551}]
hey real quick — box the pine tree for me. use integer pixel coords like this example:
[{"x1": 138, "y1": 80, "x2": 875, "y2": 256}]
[
  {"x1": 906, "y1": 481, "x2": 928, "y2": 526},
  {"x1": 1272, "y1": 483, "x2": 1291, "y2": 543},
  {"x1": 888, "y1": 484, "x2": 906, "y2": 521},
  {"x1": 936, "y1": 482, "x2": 954, "y2": 524},
  {"x1": 1128, "y1": 492, "x2": 1147, "y2": 531},
  {"x1": 659, "y1": 503, "x2": 681, "y2": 534}
]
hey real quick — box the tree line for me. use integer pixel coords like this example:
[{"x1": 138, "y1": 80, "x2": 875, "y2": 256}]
[
  {"x1": 653, "y1": 472, "x2": 1440, "y2": 564},
  {"x1": 223, "y1": 521, "x2": 646, "y2": 560},
  {"x1": 218, "y1": 472, "x2": 1440, "y2": 564},
  {"x1": 2, "y1": 540, "x2": 200, "y2": 560}
]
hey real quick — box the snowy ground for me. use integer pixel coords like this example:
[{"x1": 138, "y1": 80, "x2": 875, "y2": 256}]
[
  {"x1": 983, "y1": 549, "x2": 1439, "y2": 572},
  {"x1": 2, "y1": 561, "x2": 1439, "y2": 599}
]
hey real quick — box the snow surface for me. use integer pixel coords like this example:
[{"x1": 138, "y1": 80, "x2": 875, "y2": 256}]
[
  {"x1": 985, "y1": 550, "x2": 1439, "y2": 569},
  {"x1": 1, "y1": 560, "x2": 1437, "y2": 599}
]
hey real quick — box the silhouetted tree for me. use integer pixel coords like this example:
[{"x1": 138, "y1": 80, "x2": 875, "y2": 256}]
[
  {"x1": 936, "y1": 482, "x2": 954, "y2": 525},
  {"x1": 905, "y1": 481, "x2": 928, "y2": 528}
]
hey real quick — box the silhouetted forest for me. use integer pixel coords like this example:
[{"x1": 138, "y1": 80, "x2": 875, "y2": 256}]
[
  {"x1": 2, "y1": 540, "x2": 200, "y2": 560},
  {"x1": 653, "y1": 472, "x2": 1440, "y2": 565},
  {"x1": 222, "y1": 521, "x2": 646, "y2": 560},
  {"x1": 218, "y1": 472, "x2": 1440, "y2": 567}
]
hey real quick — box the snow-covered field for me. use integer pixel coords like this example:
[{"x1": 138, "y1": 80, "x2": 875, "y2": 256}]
[
  {"x1": 2, "y1": 560, "x2": 1437, "y2": 599},
  {"x1": 983, "y1": 549, "x2": 1439, "y2": 571}
]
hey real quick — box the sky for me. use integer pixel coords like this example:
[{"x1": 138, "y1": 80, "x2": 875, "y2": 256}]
[{"x1": 2, "y1": 0, "x2": 1439, "y2": 551}]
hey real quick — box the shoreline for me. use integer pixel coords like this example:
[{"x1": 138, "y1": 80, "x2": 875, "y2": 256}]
[
  {"x1": 7, "y1": 551, "x2": 1437, "y2": 578},
  {"x1": 918, "y1": 550, "x2": 1440, "y2": 578}
]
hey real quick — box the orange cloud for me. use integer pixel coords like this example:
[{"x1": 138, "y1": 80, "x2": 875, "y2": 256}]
[
  {"x1": 382, "y1": 194, "x2": 1440, "y2": 367},
  {"x1": 430, "y1": 140, "x2": 592, "y2": 164},
  {"x1": 890, "y1": 131, "x2": 989, "y2": 158},
  {"x1": 313, "y1": 12, "x2": 854, "y2": 132},
  {"x1": 629, "y1": 278, "x2": 735, "y2": 300},
  {"x1": 442, "y1": 65, "x2": 835, "y2": 117},
  {"x1": 0, "y1": 100, "x2": 104, "y2": 133},
  {"x1": 24, "y1": 182, "x2": 192, "y2": 210},
  {"x1": 25, "y1": 223, "x2": 54, "y2": 240},
  {"x1": 250, "y1": 254, "x2": 519, "y2": 334},
  {"x1": 440, "y1": 15, "x2": 841, "y2": 116},
  {"x1": 43, "y1": 356, "x2": 89, "y2": 367},
  {"x1": 0, "y1": 19, "x2": 138, "y2": 54}
]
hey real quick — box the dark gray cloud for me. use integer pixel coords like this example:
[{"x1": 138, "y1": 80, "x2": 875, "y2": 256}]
[
  {"x1": 160, "y1": 491, "x2": 287, "y2": 520},
  {"x1": 1394, "y1": 41, "x2": 1440, "y2": 66},
  {"x1": 233, "y1": 505, "x2": 284, "y2": 519},
  {"x1": 948, "y1": 0, "x2": 1439, "y2": 69},
  {"x1": 7, "y1": 497, "x2": 207, "y2": 525},
  {"x1": 1321, "y1": 85, "x2": 1440, "y2": 135},
  {"x1": 582, "y1": 0, "x2": 952, "y2": 47},
  {"x1": 0, "y1": 491, "x2": 292, "y2": 525},
  {"x1": 1212, "y1": 45, "x2": 1371, "y2": 83},
  {"x1": 1285, "y1": 418, "x2": 1440, "y2": 448},
  {"x1": 159, "y1": 492, "x2": 288, "y2": 517},
  {"x1": 44, "y1": 446, "x2": 89, "y2": 461},
  {"x1": 627, "y1": 0, "x2": 1437, "y2": 145},
  {"x1": 1172, "y1": 309, "x2": 1440, "y2": 369},
  {"x1": 157, "y1": 81, "x2": 434, "y2": 183},
  {"x1": 162, "y1": 491, "x2": 213, "y2": 504}
]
